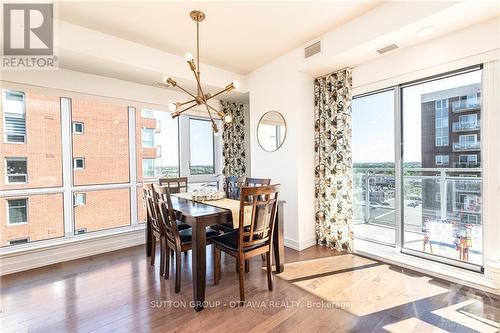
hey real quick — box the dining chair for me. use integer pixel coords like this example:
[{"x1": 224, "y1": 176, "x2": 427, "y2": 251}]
[
  {"x1": 153, "y1": 184, "x2": 219, "y2": 293},
  {"x1": 143, "y1": 184, "x2": 169, "y2": 277},
  {"x1": 244, "y1": 177, "x2": 271, "y2": 187},
  {"x1": 212, "y1": 184, "x2": 280, "y2": 302},
  {"x1": 159, "y1": 177, "x2": 188, "y2": 194},
  {"x1": 224, "y1": 176, "x2": 246, "y2": 200}
]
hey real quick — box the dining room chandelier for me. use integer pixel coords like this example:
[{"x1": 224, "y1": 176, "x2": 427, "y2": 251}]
[{"x1": 164, "y1": 10, "x2": 239, "y2": 135}]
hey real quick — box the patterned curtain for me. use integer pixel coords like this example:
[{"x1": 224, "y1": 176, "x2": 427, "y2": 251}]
[
  {"x1": 221, "y1": 100, "x2": 247, "y2": 177},
  {"x1": 314, "y1": 68, "x2": 354, "y2": 252}
]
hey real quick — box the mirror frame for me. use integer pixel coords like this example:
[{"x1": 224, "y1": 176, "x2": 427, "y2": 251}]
[{"x1": 257, "y1": 111, "x2": 287, "y2": 152}]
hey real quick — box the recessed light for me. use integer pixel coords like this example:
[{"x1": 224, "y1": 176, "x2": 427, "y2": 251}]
[{"x1": 417, "y1": 26, "x2": 435, "y2": 37}]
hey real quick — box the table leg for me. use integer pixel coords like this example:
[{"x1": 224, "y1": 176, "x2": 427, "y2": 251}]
[
  {"x1": 191, "y1": 219, "x2": 207, "y2": 311},
  {"x1": 146, "y1": 219, "x2": 152, "y2": 257},
  {"x1": 273, "y1": 201, "x2": 285, "y2": 274}
]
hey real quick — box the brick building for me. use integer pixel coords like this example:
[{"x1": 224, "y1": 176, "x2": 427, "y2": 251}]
[{"x1": 1, "y1": 88, "x2": 154, "y2": 246}]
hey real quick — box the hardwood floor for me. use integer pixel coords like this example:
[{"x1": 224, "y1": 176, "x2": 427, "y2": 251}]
[{"x1": 1, "y1": 245, "x2": 498, "y2": 333}]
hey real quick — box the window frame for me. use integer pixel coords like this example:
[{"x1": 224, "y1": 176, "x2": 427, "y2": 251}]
[
  {"x1": 353, "y1": 64, "x2": 484, "y2": 272},
  {"x1": 9, "y1": 237, "x2": 30, "y2": 245},
  {"x1": 72, "y1": 122, "x2": 84, "y2": 134},
  {"x1": 2, "y1": 90, "x2": 27, "y2": 144},
  {"x1": 73, "y1": 193, "x2": 86, "y2": 206},
  {"x1": 5, "y1": 157, "x2": 28, "y2": 184},
  {"x1": 73, "y1": 157, "x2": 85, "y2": 170},
  {"x1": 6, "y1": 198, "x2": 29, "y2": 226},
  {"x1": 435, "y1": 155, "x2": 449, "y2": 166},
  {"x1": 141, "y1": 127, "x2": 155, "y2": 148}
]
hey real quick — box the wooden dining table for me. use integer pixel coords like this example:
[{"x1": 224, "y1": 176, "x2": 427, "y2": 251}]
[{"x1": 145, "y1": 195, "x2": 285, "y2": 311}]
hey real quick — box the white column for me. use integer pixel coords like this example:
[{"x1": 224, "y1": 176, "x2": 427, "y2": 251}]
[{"x1": 482, "y1": 60, "x2": 500, "y2": 291}]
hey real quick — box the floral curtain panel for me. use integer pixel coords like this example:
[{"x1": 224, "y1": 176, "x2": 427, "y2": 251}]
[
  {"x1": 314, "y1": 68, "x2": 354, "y2": 252},
  {"x1": 221, "y1": 100, "x2": 247, "y2": 177}
]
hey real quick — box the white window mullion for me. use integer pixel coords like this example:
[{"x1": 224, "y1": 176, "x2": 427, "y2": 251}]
[
  {"x1": 61, "y1": 97, "x2": 74, "y2": 238},
  {"x1": 128, "y1": 106, "x2": 138, "y2": 226}
]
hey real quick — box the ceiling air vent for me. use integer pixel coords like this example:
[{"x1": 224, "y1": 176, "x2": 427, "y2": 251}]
[
  {"x1": 376, "y1": 44, "x2": 399, "y2": 54},
  {"x1": 304, "y1": 41, "x2": 321, "y2": 59}
]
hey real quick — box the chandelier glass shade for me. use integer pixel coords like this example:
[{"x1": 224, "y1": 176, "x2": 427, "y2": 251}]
[{"x1": 164, "y1": 10, "x2": 239, "y2": 135}]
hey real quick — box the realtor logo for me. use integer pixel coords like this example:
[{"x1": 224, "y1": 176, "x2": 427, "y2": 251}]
[
  {"x1": 2, "y1": 3, "x2": 57, "y2": 69},
  {"x1": 4, "y1": 3, "x2": 53, "y2": 55}
]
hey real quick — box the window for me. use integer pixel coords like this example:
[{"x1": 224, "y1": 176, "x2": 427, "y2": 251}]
[
  {"x1": 73, "y1": 157, "x2": 85, "y2": 170},
  {"x1": 435, "y1": 99, "x2": 449, "y2": 146},
  {"x1": 189, "y1": 118, "x2": 215, "y2": 175},
  {"x1": 9, "y1": 238, "x2": 29, "y2": 245},
  {"x1": 7, "y1": 198, "x2": 28, "y2": 225},
  {"x1": 402, "y1": 67, "x2": 482, "y2": 267},
  {"x1": 72, "y1": 122, "x2": 84, "y2": 134},
  {"x1": 73, "y1": 189, "x2": 131, "y2": 233},
  {"x1": 3, "y1": 90, "x2": 26, "y2": 143},
  {"x1": 459, "y1": 114, "x2": 477, "y2": 126},
  {"x1": 136, "y1": 109, "x2": 179, "y2": 180},
  {"x1": 141, "y1": 109, "x2": 155, "y2": 119},
  {"x1": 5, "y1": 157, "x2": 27, "y2": 183},
  {"x1": 141, "y1": 128, "x2": 155, "y2": 148},
  {"x1": 458, "y1": 154, "x2": 477, "y2": 167},
  {"x1": 74, "y1": 228, "x2": 87, "y2": 235},
  {"x1": 72, "y1": 98, "x2": 129, "y2": 186},
  {"x1": 142, "y1": 158, "x2": 155, "y2": 178},
  {"x1": 435, "y1": 155, "x2": 449, "y2": 165},
  {"x1": 73, "y1": 193, "x2": 86, "y2": 206},
  {"x1": 352, "y1": 89, "x2": 396, "y2": 245}
]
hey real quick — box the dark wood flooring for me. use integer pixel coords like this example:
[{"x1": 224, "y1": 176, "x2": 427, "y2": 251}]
[{"x1": 1, "y1": 245, "x2": 498, "y2": 332}]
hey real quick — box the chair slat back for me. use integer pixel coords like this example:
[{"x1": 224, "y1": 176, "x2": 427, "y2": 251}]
[
  {"x1": 143, "y1": 184, "x2": 162, "y2": 233},
  {"x1": 224, "y1": 176, "x2": 246, "y2": 200},
  {"x1": 153, "y1": 184, "x2": 181, "y2": 248},
  {"x1": 244, "y1": 177, "x2": 271, "y2": 187},
  {"x1": 239, "y1": 184, "x2": 280, "y2": 251},
  {"x1": 159, "y1": 177, "x2": 188, "y2": 194}
]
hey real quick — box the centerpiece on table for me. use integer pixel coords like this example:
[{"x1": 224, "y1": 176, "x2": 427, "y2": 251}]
[{"x1": 190, "y1": 186, "x2": 226, "y2": 201}]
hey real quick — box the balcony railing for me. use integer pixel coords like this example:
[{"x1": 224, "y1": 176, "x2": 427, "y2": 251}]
[
  {"x1": 353, "y1": 167, "x2": 482, "y2": 228},
  {"x1": 452, "y1": 122, "x2": 479, "y2": 132},
  {"x1": 453, "y1": 142, "x2": 480, "y2": 151},
  {"x1": 452, "y1": 100, "x2": 481, "y2": 113}
]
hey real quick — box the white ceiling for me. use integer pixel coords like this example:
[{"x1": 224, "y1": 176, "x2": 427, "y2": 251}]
[{"x1": 58, "y1": 1, "x2": 383, "y2": 74}]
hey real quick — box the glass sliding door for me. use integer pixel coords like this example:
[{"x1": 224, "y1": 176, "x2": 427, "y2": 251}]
[
  {"x1": 352, "y1": 89, "x2": 396, "y2": 245},
  {"x1": 401, "y1": 67, "x2": 483, "y2": 268}
]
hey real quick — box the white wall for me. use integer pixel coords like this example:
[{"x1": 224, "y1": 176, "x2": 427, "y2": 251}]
[{"x1": 247, "y1": 49, "x2": 316, "y2": 250}]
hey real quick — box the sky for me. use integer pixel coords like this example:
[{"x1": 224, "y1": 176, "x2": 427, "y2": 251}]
[{"x1": 352, "y1": 70, "x2": 482, "y2": 164}]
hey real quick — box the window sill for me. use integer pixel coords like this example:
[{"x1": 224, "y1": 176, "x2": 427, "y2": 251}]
[
  {"x1": 0, "y1": 226, "x2": 146, "y2": 275},
  {"x1": 354, "y1": 239, "x2": 499, "y2": 295}
]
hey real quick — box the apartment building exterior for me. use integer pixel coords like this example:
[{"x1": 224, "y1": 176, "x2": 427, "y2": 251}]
[
  {"x1": 0, "y1": 88, "x2": 153, "y2": 246},
  {"x1": 420, "y1": 83, "x2": 482, "y2": 226}
]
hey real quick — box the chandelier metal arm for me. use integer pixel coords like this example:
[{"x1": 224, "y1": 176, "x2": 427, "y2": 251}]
[
  {"x1": 173, "y1": 82, "x2": 198, "y2": 100},
  {"x1": 171, "y1": 102, "x2": 198, "y2": 118},
  {"x1": 207, "y1": 104, "x2": 226, "y2": 119}
]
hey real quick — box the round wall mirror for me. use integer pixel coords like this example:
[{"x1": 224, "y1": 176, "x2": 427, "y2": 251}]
[{"x1": 257, "y1": 111, "x2": 287, "y2": 152}]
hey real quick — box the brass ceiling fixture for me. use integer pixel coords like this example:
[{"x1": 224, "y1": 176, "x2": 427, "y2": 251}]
[{"x1": 164, "y1": 10, "x2": 239, "y2": 135}]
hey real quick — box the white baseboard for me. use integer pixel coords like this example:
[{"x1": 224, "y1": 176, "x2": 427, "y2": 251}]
[
  {"x1": 0, "y1": 229, "x2": 145, "y2": 276},
  {"x1": 284, "y1": 236, "x2": 317, "y2": 251}
]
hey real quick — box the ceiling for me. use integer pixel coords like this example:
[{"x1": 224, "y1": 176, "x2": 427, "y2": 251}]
[{"x1": 58, "y1": 1, "x2": 384, "y2": 74}]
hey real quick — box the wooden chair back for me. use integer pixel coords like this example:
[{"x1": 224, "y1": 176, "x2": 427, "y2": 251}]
[
  {"x1": 143, "y1": 184, "x2": 163, "y2": 234},
  {"x1": 238, "y1": 184, "x2": 280, "y2": 252},
  {"x1": 159, "y1": 177, "x2": 188, "y2": 194},
  {"x1": 244, "y1": 177, "x2": 271, "y2": 187},
  {"x1": 153, "y1": 184, "x2": 181, "y2": 250},
  {"x1": 224, "y1": 176, "x2": 246, "y2": 200}
]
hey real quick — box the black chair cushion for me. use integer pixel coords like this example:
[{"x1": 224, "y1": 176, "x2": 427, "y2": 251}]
[
  {"x1": 211, "y1": 231, "x2": 266, "y2": 252},
  {"x1": 176, "y1": 220, "x2": 191, "y2": 231},
  {"x1": 178, "y1": 227, "x2": 219, "y2": 245}
]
